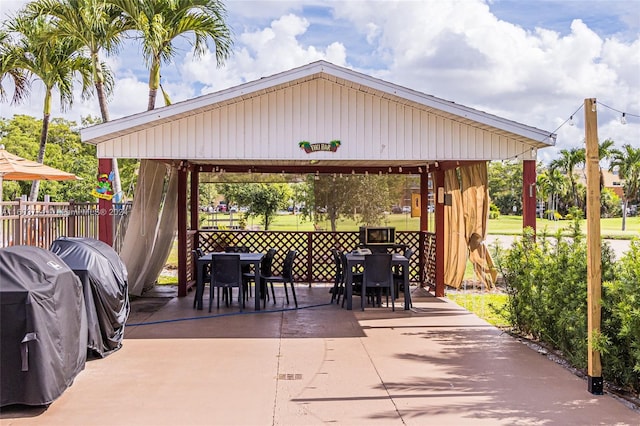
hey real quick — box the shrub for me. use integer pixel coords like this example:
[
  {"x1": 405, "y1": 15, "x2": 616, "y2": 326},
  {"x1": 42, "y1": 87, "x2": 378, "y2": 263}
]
[
  {"x1": 496, "y1": 221, "x2": 624, "y2": 385},
  {"x1": 489, "y1": 203, "x2": 500, "y2": 219},
  {"x1": 601, "y1": 239, "x2": 640, "y2": 392}
]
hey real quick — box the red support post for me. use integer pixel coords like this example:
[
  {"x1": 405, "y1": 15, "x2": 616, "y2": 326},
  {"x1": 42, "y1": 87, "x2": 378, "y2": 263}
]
[
  {"x1": 420, "y1": 172, "x2": 429, "y2": 232},
  {"x1": 433, "y1": 169, "x2": 445, "y2": 297},
  {"x1": 177, "y1": 165, "x2": 188, "y2": 297},
  {"x1": 97, "y1": 158, "x2": 113, "y2": 246},
  {"x1": 190, "y1": 169, "x2": 199, "y2": 233},
  {"x1": 522, "y1": 160, "x2": 537, "y2": 234},
  {"x1": 418, "y1": 172, "x2": 429, "y2": 288}
]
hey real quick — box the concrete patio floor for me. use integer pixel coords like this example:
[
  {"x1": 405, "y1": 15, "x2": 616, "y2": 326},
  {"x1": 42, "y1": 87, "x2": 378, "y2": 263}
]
[{"x1": 2, "y1": 284, "x2": 639, "y2": 425}]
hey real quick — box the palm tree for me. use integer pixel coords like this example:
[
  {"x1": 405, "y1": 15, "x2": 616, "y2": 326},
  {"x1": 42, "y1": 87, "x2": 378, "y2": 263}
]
[
  {"x1": 0, "y1": 29, "x2": 30, "y2": 105},
  {"x1": 550, "y1": 147, "x2": 585, "y2": 209},
  {"x1": 537, "y1": 168, "x2": 565, "y2": 220},
  {"x1": 598, "y1": 138, "x2": 616, "y2": 191},
  {"x1": 609, "y1": 144, "x2": 640, "y2": 231},
  {"x1": 25, "y1": 0, "x2": 123, "y2": 193},
  {"x1": 115, "y1": 0, "x2": 233, "y2": 295},
  {"x1": 1, "y1": 14, "x2": 93, "y2": 201},
  {"x1": 114, "y1": 0, "x2": 232, "y2": 110}
]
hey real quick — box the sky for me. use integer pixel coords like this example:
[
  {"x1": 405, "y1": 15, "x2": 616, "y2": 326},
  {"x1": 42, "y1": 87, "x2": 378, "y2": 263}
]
[{"x1": 1, "y1": 0, "x2": 639, "y2": 164}]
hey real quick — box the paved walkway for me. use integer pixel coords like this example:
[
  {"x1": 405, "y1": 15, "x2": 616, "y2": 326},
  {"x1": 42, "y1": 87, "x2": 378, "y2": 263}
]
[{"x1": 2, "y1": 286, "x2": 639, "y2": 425}]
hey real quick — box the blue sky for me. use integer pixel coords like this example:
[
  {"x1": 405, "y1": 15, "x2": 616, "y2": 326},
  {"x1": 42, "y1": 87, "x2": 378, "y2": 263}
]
[{"x1": 1, "y1": 0, "x2": 639, "y2": 163}]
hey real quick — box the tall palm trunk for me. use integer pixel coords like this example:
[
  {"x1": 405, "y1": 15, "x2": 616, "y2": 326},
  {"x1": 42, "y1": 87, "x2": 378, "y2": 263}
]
[
  {"x1": 93, "y1": 53, "x2": 122, "y2": 198},
  {"x1": 29, "y1": 91, "x2": 52, "y2": 201}
]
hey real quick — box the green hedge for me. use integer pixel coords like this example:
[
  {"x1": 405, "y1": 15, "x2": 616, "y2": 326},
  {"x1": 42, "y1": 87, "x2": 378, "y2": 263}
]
[{"x1": 495, "y1": 217, "x2": 640, "y2": 393}]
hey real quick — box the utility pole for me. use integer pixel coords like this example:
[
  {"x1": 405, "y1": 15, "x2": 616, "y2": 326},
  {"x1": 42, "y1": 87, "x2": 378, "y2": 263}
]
[{"x1": 585, "y1": 98, "x2": 603, "y2": 395}]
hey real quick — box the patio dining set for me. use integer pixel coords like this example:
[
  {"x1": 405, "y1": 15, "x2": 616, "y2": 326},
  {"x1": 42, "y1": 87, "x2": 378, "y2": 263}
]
[{"x1": 192, "y1": 243, "x2": 413, "y2": 313}]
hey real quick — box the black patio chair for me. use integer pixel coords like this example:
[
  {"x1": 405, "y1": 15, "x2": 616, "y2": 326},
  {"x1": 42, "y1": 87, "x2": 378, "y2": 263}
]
[
  {"x1": 262, "y1": 250, "x2": 298, "y2": 308},
  {"x1": 393, "y1": 248, "x2": 413, "y2": 305},
  {"x1": 341, "y1": 251, "x2": 368, "y2": 308},
  {"x1": 225, "y1": 246, "x2": 252, "y2": 299},
  {"x1": 362, "y1": 253, "x2": 394, "y2": 311},
  {"x1": 209, "y1": 254, "x2": 244, "y2": 312},
  {"x1": 192, "y1": 248, "x2": 210, "y2": 308},
  {"x1": 243, "y1": 248, "x2": 277, "y2": 307},
  {"x1": 330, "y1": 248, "x2": 344, "y2": 304}
]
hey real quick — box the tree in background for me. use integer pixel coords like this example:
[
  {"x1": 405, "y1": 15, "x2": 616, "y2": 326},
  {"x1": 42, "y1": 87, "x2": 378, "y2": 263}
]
[
  {"x1": 550, "y1": 147, "x2": 585, "y2": 209},
  {"x1": 313, "y1": 174, "x2": 395, "y2": 230},
  {"x1": 537, "y1": 168, "x2": 566, "y2": 220},
  {"x1": 0, "y1": 13, "x2": 93, "y2": 201},
  {"x1": 488, "y1": 161, "x2": 522, "y2": 215},
  {"x1": 25, "y1": 0, "x2": 124, "y2": 194},
  {"x1": 230, "y1": 183, "x2": 290, "y2": 230},
  {"x1": 0, "y1": 115, "x2": 103, "y2": 201},
  {"x1": 609, "y1": 144, "x2": 640, "y2": 231}
]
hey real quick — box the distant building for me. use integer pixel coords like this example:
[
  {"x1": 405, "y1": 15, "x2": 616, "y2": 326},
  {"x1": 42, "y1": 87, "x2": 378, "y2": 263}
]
[{"x1": 575, "y1": 168, "x2": 625, "y2": 199}]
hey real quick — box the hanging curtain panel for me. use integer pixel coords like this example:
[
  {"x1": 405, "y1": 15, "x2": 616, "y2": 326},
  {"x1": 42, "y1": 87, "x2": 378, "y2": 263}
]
[
  {"x1": 461, "y1": 163, "x2": 497, "y2": 290},
  {"x1": 443, "y1": 169, "x2": 466, "y2": 288}
]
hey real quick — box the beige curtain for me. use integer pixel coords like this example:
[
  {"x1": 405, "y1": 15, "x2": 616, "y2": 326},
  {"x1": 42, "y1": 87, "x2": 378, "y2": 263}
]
[
  {"x1": 461, "y1": 163, "x2": 497, "y2": 289},
  {"x1": 119, "y1": 160, "x2": 177, "y2": 296},
  {"x1": 443, "y1": 169, "x2": 467, "y2": 288},
  {"x1": 139, "y1": 167, "x2": 178, "y2": 294}
]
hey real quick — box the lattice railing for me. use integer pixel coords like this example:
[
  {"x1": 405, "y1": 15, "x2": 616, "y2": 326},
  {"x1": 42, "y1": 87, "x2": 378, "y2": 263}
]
[
  {"x1": 196, "y1": 230, "x2": 432, "y2": 285},
  {"x1": 422, "y1": 232, "x2": 436, "y2": 286}
]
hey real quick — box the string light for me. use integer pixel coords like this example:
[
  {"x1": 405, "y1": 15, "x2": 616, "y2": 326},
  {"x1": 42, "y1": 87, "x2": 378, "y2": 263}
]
[
  {"x1": 569, "y1": 115, "x2": 575, "y2": 126},
  {"x1": 621, "y1": 113, "x2": 627, "y2": 125},
  {"x1": 591, "y1": 100, "x2": 597, "y2": 112}
]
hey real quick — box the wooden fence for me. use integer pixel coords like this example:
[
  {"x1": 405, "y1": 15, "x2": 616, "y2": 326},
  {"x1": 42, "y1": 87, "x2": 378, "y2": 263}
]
[{"x1": 0, "y1": 200, "x2": 131, "y2": 252}]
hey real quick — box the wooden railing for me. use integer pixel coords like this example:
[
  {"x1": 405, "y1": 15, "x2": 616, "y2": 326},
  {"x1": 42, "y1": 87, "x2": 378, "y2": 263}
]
[
  {"x1": 191, "y1": 229, "x2": 436, "y2": 286},
  {"x1": 0, "y1": 200, "x2": 131, "y2": 252}
]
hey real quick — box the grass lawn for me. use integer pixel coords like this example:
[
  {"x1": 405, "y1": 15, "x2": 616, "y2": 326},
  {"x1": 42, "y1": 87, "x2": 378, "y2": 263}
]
[
  {"x1": 228, "y1": 211, "x2": 639, "y2": 239},
  {"x1": 447, "y1": 293, "x2": 510, "y2": 328}
]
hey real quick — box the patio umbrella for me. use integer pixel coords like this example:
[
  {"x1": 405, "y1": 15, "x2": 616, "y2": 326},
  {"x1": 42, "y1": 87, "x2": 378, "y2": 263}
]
[{"x1": 0, "y1": 144, "x2": 80, "y2": 202}]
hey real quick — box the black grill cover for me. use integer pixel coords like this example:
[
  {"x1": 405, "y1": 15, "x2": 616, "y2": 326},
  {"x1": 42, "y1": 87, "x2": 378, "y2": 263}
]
[
  {"x1": 49, "y1": 237, "x2": 129, "y2": 358},
  {"x1": 0, "y1": 246, "x2": 88, "y2": 407}
]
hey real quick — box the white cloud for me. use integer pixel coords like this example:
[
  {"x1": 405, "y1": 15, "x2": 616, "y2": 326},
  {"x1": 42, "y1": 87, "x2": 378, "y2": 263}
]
[
  {"x1": 1, "y1": 0, "x2": 638, "y2": 162},
  {"x1": 181, "y1": 13, "x2": 346, "y2": 95}
]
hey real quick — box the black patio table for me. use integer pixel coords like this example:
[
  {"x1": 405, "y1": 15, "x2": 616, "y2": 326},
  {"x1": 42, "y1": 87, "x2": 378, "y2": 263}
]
[
  {"x1": 195, "y1": 252, "x2": 264, "y2": 311},
  {"x1": 344, "y1": 253, "x2": 410, "y2": 310}
]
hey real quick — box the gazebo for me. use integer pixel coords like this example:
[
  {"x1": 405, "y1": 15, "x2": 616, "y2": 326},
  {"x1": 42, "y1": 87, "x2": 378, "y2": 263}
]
[{"x1": 81, "y1": 60, "x2": 556, "y2": 298}]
